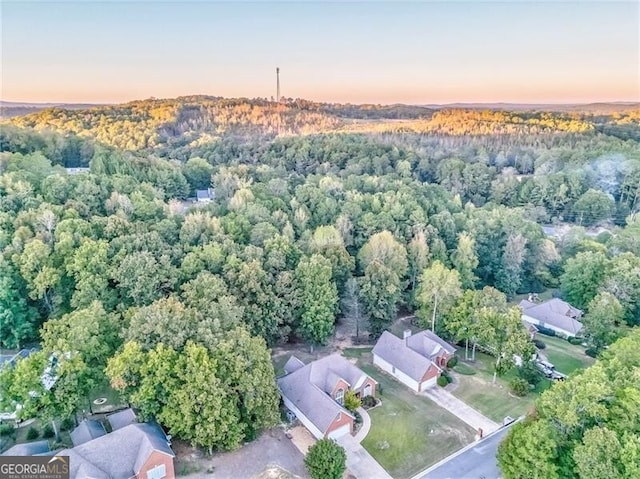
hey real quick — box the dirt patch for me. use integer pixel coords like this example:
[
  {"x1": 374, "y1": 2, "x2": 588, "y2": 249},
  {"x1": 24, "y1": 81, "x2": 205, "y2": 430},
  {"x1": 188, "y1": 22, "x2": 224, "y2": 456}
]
[{"x1": 287, "y1": 426, "x2": 316, "y2": 456}]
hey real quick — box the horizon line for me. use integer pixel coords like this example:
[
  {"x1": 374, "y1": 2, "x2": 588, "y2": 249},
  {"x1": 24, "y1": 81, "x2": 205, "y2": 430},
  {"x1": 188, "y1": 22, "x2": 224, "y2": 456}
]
[{"x1": 2, "y1": 96, "x2": 639, "y2": 108}]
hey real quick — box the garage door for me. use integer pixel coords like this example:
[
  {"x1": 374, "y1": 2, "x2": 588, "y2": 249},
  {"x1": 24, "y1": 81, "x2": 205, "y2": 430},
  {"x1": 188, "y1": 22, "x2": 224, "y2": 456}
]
[{"x1": 327, "y1": 423, "x2": 351, "y2": 439}]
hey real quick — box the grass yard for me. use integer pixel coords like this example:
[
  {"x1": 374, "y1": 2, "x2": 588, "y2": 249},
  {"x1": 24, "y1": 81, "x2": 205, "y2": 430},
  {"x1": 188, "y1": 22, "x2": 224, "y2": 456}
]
[
  {"x1": 344, "y1": 350, "x2": 475, "y2": 479},
  {"x1": 540, "y1": 335, "x2": 595, "y2": 375},
  {"x1": 450, "y1": 350, "x2": 552, "y2": 423},
  {"x1": 87, "y1": 378, "x2": 127, "y2": 414}
]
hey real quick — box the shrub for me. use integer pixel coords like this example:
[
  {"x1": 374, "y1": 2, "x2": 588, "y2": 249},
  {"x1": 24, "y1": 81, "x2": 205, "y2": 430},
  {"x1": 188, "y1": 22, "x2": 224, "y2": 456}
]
[
  {"x1": 42, "y1": 424, "x2": 55, "y2": 439},
  {"x1": 533, "y1": 339, "x2": 546, "y2": 349},
  {"x1": 26, "y1": 427, "x2": 39, "y2": 440},
  {"x1": 354, "y1": 411, "x2": 362, "y2": 425},
  {"x1": 536, "y1": 326, "x2": 556, "y2": 337},
  {"x1": 0, "y1": 423, "x2": 15, "y2": 437},
  {"x1": 517, "y1": 362, "x2": 542, "y2": 386},
  {"x1": 568, "y1": 336, "x2": 583, "y2": 345},
  {"x1": 344, "y1": 389, "x2": 361, "y2": 412},
  {"x1": 437, "y1": 375, "x2": 449, "y2": 387},
  {"x1": 60, "y1": 417, "x2": 75, "y2": 431},
  {"x1": 446, "y1": 356, "x2": 458, "y2": 368},
  {"x1": 510, "y1": 378, "x2": 529, "y2": 397},
  {"x1": 585, "y1": 348, "x2": 598, "y2": 358},
  {"x1": 362, "y1": 395, "x2": 376, "y2": 408},
  {"x1": 305, "y1": 438, "x2": 347, "y2": 479}
]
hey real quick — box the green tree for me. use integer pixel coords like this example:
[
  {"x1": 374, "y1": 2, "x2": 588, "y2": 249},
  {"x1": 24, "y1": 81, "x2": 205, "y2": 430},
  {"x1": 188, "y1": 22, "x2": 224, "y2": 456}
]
[
  {"x1": 358, "y1": 230, "x2": 408, "y2": 278},
  {"x1": 560, "y1": 251, "x2": 610, "y2": 310},
  {"x1": 341, "y1": 277, "x2": 366, "y2": 341},
  {"x1": 496, "y1": 233, "x2": 527, "y2": 298},
  {"x1": 359, "y1": 262, "x2": 401, "y2": 337},
  {"x1": 304, "y1": 439, "x2": 347, "y2": 479},
  {"x1": 344, "y1": 389, "x2": 361, "y2": 412},
  {"x1": 416, "y1": 261, "x2": 462, "y2": 332},
  {"x1": 498, "y1": 420, "x2": 560, "y2": 479},
  {"x1": 183, "y1": 157, "x2": 214, "y2": 191},
  {"x1": 476, "y1": 306, "x2": 533, "y2": 383},
  {"x1": 573, "y1": 427, "x2": 623, "y2": 479},
  {"x1": 0, "y1": 260, "x2": 38, "y2": 348},
  {"x1": 295, "y1": 254, "x2": 338, "y2": 347},
  {"x1": 451, "y1": 232, "x2": 478, "y2": 289},
  {"x1": 583, "y1": 292, "x2": 623, "y2": 352},
  {"x1": 573, "y1": 189, "x2": 615, "y2": 226}
]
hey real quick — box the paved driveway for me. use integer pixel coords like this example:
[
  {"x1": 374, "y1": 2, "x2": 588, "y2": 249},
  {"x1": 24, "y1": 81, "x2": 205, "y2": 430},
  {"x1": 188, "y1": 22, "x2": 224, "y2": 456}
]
[
  {"x1": 337, "y1": 434, "x2": 392, "y2": 479},
  {"x1": 423, "y1": 388, "x2": 500, "y2": 435}
]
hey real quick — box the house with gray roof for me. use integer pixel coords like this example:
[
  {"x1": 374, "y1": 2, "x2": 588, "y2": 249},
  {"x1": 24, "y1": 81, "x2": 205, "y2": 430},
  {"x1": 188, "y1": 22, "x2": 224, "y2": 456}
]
[
  {"x1": 107, "y1": 407, "x2": 137, "y2": 431},
  {"x1": 71, "y1": 419, "x2": 106, "y2": 446},
  {"x1": 195, "y1": 188, "x2": 214, "y2": 203},
  {"x1": 277, "y1": 353, "x2": 377, "y2": 439},
  {"x1": 1, "y1": 440, "x2": 51, "y2": 456},
  {"x1": 519, "y1": 298, "x2": 583, "y2": 338},
  {"x1": 59, "y1": 422, "x2": 175, "y2": 479},
  {"x1": 372, "y1": 329, "x2": 456, "y2": 392}
]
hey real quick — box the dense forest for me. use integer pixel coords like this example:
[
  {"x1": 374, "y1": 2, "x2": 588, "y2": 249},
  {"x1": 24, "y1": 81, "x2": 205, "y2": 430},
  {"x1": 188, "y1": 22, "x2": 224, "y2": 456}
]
[{"x1": 1, "y1": 97, "x2": 639, "y2": 464}]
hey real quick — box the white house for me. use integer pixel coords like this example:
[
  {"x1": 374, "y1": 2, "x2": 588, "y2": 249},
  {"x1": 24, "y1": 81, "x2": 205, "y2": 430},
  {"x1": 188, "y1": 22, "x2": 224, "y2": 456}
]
[
  {"x1": 519, "y1": 298, "x2": 583, "y2": 338},
  {"x1": 372, "y1": 330, "x2": 455, "y2": 392}
]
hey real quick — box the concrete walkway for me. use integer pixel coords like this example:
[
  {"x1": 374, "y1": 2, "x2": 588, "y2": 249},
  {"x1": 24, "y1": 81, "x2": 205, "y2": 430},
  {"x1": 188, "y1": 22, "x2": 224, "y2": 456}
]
[
  {"x1": 423, "y1": 388, "x2": 500, "y2": 435},
  {"x1": 337, "y1": 434, "x2": 393, "y2": 479},
  {"x1": 353, "y1": 407, "x2": 371, "y2": 443}
]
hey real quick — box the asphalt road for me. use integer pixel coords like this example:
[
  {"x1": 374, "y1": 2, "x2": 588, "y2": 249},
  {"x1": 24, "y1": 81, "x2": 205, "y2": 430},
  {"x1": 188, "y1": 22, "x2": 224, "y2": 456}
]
[{"x1": 419, "y1": 424, "x2": 513, "y2": 479}]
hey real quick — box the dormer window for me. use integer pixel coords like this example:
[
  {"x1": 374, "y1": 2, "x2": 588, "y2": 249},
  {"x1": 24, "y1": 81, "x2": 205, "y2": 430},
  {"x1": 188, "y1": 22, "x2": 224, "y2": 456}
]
[{"x1": 335, "y1": 388, "x2": 344, "y2": 405}]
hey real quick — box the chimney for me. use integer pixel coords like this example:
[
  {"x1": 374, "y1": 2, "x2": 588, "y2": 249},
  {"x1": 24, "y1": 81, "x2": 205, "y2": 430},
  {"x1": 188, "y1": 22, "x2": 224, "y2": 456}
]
[{"x1": 403, "y1": 329, "x2": 412, "y2": 340}]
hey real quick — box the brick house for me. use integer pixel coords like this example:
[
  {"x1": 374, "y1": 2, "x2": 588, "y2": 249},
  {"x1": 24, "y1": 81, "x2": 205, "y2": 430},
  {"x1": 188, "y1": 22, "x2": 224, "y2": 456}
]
[
  {"x1": 372, "y1": 329, "x2": 456, "y2": 392},
  {"x1": 277, "y1": 354, "x2": 377, "y2": 439}
]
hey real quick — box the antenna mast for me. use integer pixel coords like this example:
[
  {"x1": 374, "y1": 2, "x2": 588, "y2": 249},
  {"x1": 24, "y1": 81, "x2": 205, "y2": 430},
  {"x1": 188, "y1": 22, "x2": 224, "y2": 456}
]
[{"x1": 276, "y1": 67, "x2": 280, "y2": 102}]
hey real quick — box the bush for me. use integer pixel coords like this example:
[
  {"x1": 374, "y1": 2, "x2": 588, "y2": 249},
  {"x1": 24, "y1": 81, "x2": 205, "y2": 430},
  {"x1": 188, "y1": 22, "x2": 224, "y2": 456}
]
[
  {"x1": 361, "y1": 395, "x2": 376, "y2": 408},
  {"x1": 446, "y1": 356, "x2": 458, "y2": 368},
  {"x1": 26, "y1": 427, "x2": 40, "y2": 440},
  {"x1": 536, "y1": 326, "x2": 556, "y2": 337},
  {"x1": 517, "y1": 362, "x2": 542, "y2": 386},
  {"x1": 437, "y1": 375, "x2": 449, "y2": 387},
  {"x1": 60, "y1": 417, "x2": 75, "y2": 431},
  {"x1": 585, "y1": 348, "x2": 598, "y2": 358},
  {"x1": 305, "y1": 438, "x2": 347, "y2": 479},
  {"x1": 510, "y1": 378, "x2": 529, "y2": 397},
  {"x1": 354, "y1": 411, "x2": 362, "y2": 425},
  {"x1": 42, "y1": 424, "x2": 54, "y2": 439},
  {"x1": 533, "y1": 339, "x2": 546, "y2": 349},
  {"x1": 344, "y1": 389, "x2": 361, "y2": 412},
  {"x1": 568, "y1": 336, "x2": 583, "y2": 345},
  {"x1": 0, "y1": 423, "x2": 15, "y2": 437}
]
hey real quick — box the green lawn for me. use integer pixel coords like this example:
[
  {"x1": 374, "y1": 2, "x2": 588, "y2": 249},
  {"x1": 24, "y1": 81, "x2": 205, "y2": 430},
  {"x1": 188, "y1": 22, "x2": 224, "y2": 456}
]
[
  {"x1": 87, "y1": 378, "x2": 127, "y2": 414},
  {"x1": 450, "y1": 351, "x2": 552, "y2": 423},
  {"x1": 349, "y1": 352, "x2": 475, "y2": 479},
  {"x1": 540, "y1": 335, "x2": 595, "y2": 375}
]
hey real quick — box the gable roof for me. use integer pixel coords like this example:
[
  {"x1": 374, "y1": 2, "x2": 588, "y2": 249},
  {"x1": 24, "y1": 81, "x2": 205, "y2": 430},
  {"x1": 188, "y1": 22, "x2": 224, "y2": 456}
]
[
  {"x1": 283, "y1": 356, "x2": 305, "y2": 375},
  {"x1": 373, "y1": 330, "x2": 455, "y2": 381},
  {"x1": 277, "y1": 354, "x2": 372, "y2": 434},
  {"x1": 71, "y1": 419, "x2": 107, "y2": 446},
  {"x1": 107, "y1": 407, "x2": 137, "y2": 431},
  {"x1": 61, "y1": 423, "x2": 174, "y2": 478},
  {"x1": 519, "y1": 298, "x2": 584, "y2": 334}
]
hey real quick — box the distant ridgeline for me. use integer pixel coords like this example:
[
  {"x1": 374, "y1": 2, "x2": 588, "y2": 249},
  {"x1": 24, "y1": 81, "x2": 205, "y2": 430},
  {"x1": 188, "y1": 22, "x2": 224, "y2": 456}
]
[{"x1": 2, "y1": 96, "x2": 639, "y2": 153}]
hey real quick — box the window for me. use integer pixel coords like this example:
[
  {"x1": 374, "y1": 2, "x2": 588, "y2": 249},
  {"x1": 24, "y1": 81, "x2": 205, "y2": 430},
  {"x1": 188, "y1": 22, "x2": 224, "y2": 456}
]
[
  {"x1": 335, "y1": 388, "x2": 344, "y2": 405},
  {"x1": 392, "y1": 366, "x2": 396, "y2": 374},
  {"x1": 147, "y1": 464, "x2": 166, "y2": 479}
]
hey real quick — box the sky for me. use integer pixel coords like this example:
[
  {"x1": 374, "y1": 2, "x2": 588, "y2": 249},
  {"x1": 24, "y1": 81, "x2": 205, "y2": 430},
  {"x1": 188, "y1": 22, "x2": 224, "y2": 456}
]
[{"x1": 1, "y1": 1, "x2": 639, "y2": 104}]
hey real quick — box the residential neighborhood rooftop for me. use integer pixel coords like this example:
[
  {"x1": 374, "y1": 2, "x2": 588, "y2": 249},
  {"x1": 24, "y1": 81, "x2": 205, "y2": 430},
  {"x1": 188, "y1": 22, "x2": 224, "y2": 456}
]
[{"x1": 519, "y1": 298, "x2": 584, "y2": 335}]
